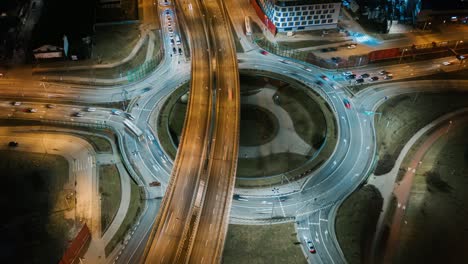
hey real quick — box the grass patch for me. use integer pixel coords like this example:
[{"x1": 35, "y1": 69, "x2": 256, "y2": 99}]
[
  {"x1": 374, "y1": 92, "x2": 468, "y2": 175},
  {"x1": 80, "y1": 135, "x2": 112, "y2": 153},
  {"x1": 240, "y1": 105, "x2": 278, "y2": 146},
  {"x1": 393, "y1": 122, "x2": 468, "y2": 263},
  {"x1": 99, "y1": 165, "x2": 121, "y2": 234},
  {"x1": 237, "y1": 152, "x2": 309, "y2": 178},
  {"x1": 222, "y1": 223, "x2": 307, "y2": 264},
  {"x1": 104, "y1": 179, "x2": 142, "y2": 256},
  {"x1": 0, "y1": 150, "x2": 72, "y2": 264},
  {"x1": 335, "y1": 185, "x2": 383, "y2": 264}
]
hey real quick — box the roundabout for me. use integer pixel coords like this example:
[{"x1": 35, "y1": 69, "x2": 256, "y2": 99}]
[{"x1": 153, "y1": 71, "x2": 337, "y2": 187}]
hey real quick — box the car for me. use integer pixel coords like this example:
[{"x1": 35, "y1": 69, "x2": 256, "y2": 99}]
[
  {"x1": 384, "y1": 74, "x2": 393, "y2": 80},
  {"x1": 320, "y1": 75, "x2": 329, "y2": 81},
  {"x1": 166, "y1": 16, "x2": 171, "y2": 21},
  {"x1": 260, "y1": 50, "x2": 268, "y2": 55},
  {"x1": 74, "y1": 112, "x2": 84, "y2": 117},
  {"x1": 346, "y1": 74, "x2": 356, "y2": 80},
  {"x1": 125, "y1": 112, "x2": 136, "y2": 121},
  {"x1": 86, "y1": 107, "x2": 96, "y2": 112},
  {"x1": 355, "y1": 78, "x2": 364, "y2": 84},
  {"x1": 315, "y1": 80, "x2": 323, "y2": 86},
  {"x1": 168, "y1": 27, "x2": 173, "y2": 32},
  {"x1": 347, "y1": 44, "x2": 357, "y2": 49},
  {"x1": 170, "y1": 39, "x2": 175, "y2": 45},
  {"x1": 343, "y1": 98, "x2": 351, "y2": 109},
  {"x1": 46, "y1": 104, "x2": 56, "y2": 108},
  {"x1": 165, "y1": 10, "x2": 170, "y2": 15},
  {"x1": 278, "y1": 59, "x2": 288, "y2": 64},
  {"x1": 331, "y1": 57, "x2": 341, "y2": 62},
  {"x1": 27, "y1": 108, "x2": 37, "y2": 113},
  {"x1": 178, "y1": 48, "x2": 182, "y2": 54},
  {"x1": 329, "y1": 47, "x2": 338, "y2": 51},
  {"x1": 370, "y1": 76, "x2": 379, "y2": 82},
  {"x1": 13, "y1": 102, "x2": 21, "y2": 106},
  {"x1": 173, "y1": 47, "x2": 177, "y2": 54},
  {"x1": 149, "y1": 181, "x2": 161, "y2": 187},
  {"x1": 304, "y1": 68, "x2": 312, "y2": 72},
  {"x1": 442, "y1": 61, "x2": 451, "y2": 66},
  {"x1": 111, "y1": 109, "x2": 122, "y2": 115},
  {"x1": 320, "y1": 48, "x2": 329, "y2": 52},
  {"x1": 306, "y1": 241, "x2": 316, "y2": 254},
  {"x1": 167, "y1": 22, "x2": 171, "y2": 27},
  {"x1": 379, "y1": 70, "x2": 388, "y2": 75},
  {"x1": 169, "y1": 33, "x2": 174, "y2": 39},
  {"x1": 359, "y1": 73, "x2": 370, "y2": 78},
  {"x1": 8, "y1": 141, "x2": 18, "y2": 147},
  {"x1": 342, "y1": 71, "x2": 353, "y2": 76}
]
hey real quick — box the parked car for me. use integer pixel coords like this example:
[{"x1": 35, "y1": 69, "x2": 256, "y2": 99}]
[
  {"x1": 342, "y1": 71, "x2": 353, "y2": 76},
  {"x1": 149, "y1": 181, "x2": 161, "y2": 187},
  {"x1": 173, "y1": 47, "x2": 177, "y2": 54},
  {"x1": 370, "y1": 76, "x2": 379, "y2": 82},
  {"x1": 8, "y1": 141, "x2": 18, "y2": 147},
  {"x1": 346, "y1": 74, "x2": 356, "y2": 80},
  {"x1": 359, "y1": 73, "x2": 370, "y2": 78},
  {"x1": 347, "y1": 44, "x2": 357, "y2": 49},
  {"x1": 379, "y1": 70, "x2": 388, "y2": 75},
  {"x1": 355, "y1": 78, "x2": 364, "y2": 84},
  {"x1": 178, "y1": 48, "x2": 182, "y2": 54},
  {"x1": 384, "y1": 74, "x2": 393, "y2": 80},
  {"x1": 343, "y1": 98, "x2": 351, "y2": 109}
]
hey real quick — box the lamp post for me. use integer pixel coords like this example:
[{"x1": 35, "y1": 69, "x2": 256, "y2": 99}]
[{"x1": 399, "y1": 48, "x2": 408, "y2": 64}]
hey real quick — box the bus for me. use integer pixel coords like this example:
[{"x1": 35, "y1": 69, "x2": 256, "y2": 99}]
[
  {"x1": 175, "y1": 35, "x2": 181, "y2": 45},
  {"x1": 124, "y1": 119, "x2": 143, "y2": 138},
  {"x1": 245, "y1": 16, "x2": 252, "y2": 36}
]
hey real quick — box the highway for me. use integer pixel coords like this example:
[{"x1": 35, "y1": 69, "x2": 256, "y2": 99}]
[
  {"x1": 141, "y1": 0, "x2": 214, "y2": 262},
  {"x1": 186, "y1": 0, "x2": 240, "y2": 263}
]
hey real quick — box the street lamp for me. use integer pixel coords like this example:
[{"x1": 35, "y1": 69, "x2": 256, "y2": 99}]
[{"x1": 399, "y1": 48, "x2": 408, "y2": 64}]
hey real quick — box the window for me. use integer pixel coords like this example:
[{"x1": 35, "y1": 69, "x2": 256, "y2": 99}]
[
  {"x1": 296, "y1": 12, "x2": 301, "y2": 16},
  {"x1": 314, "y1": 20, "x2": 320, "y2": 24},
  {"x1": 321, "y1": 19, "x2": 326, "y2": 23},
  {"x1": 280, "y1": 18, "x2": 285, "y2": 22},
  {"x1": 308, "y1": 20, "x2": 313, "y2": 25},
  {"x1": 307, "y1": 15, "x2": 312, "y2": 20},
  {"x1": 313, "y1": 15, "x2": 318, "y2": 19},
  {"x1": 317, "y1": 10, "x2": 322, "y2": 14},
  {"x1": 327, "y1": 19, "x2": 333, "y2": 23},
  {"x1": 323, "y1": 10, "x2": 328, "y2": 14},
  {"x1": 302, "y1": 6, "x2": 307, "y2": 11},
  {"x1": 295, "y1": 21, "x2": 300, "y2": 25},
  {"x1": 289, "y1": 12, "x2": 294, "y2": 16},
  {"x1": 310, "y1": 11, "x2": 315, "y2": 15},
  {"x1": 301, "y1": 21, "x2": 306, "y2": 25},
  {"x1": 288, "y1": 7, "x2": 293, "y2": 11},
  {"x1": 276, "y1": 22, "x2": 281, "y2": 26},
  {"x1": 284, "y1": 13, "x2": 288, "y2": 17},
  {"x1": 294, "y1": 16, "x2": 299, "y2": 21},
  {"x1": 320, "y1": 15, "x2": 325, "y2": 19},
  {"x1": 315, "y1": 5, "x2": 320, "y2": 10},
  {"x1": 275, "y1": 6, "x2": 279, "y2": 11},
  {"x1": 295, "y1": 6, "x2": 300, "y2": 11},
  {"x1": 302, "y1": 11, "x2": 308, "y2": 16},
  {"x1": 327, "y1": 14, "x2": 332, "y2": 18},
  {"x1": 282, "y1": 7, "x2": 286, "y2": 12},
  {"x1": 330, "y1": 9, "x2": 335, "y2": 13},
  {"x1": 329, "y1": 4, "x2": 334, "y2": 8},
  {"x1": 288, "y1": 22, "x2": 294, "y2": 26},
  {"x1": 322, "y1": 5, "x2": 327, "y2": 9},
  {"x1": 287, "y1": 17, "x2": 292, "y2": 21}
]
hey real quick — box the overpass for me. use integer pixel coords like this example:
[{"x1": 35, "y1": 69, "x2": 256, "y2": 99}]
[{"x1": 141, "y1": 0, "x2": 240, "y2": 263}]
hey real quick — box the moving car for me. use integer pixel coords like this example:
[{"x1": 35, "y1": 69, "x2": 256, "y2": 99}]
[
  {"x1": 46, "y1": 104, "x2": 56, "y2": 108},
  {"x1": 370, "y1": 76, "x2": 379, "y2": 82},
  {"x1": 28, "y1": 108, "x2": 37, "y2": 113},
  {"x1": 125, "y1": 112, "x2": 136, "y2": 121},
  {"x1": 111, "y1": 109, "x2": 122, "y2": 115},
  {"x1": 320, "y1": 75, "x2": 329, "y2": 81},
  {"x1": 315, "y1": 80, "x2": 323, "y2": 86},
  {"x1": 343, "y1": 98, "x2": 351, "y2": 109},
  {"x1": 86, "y1": 107, "x2": 96, "y2": 112},
  {"x1": 74, "y1": 112, "x2": 84, "y2": 117},
  {"x1": 8, "y1": 141, "x2": 18, "y2": 147},
  {"x1": 442, "y1": 61, "x2": 451, "y2": 66},
  {"x1": 347, "y1": 44, "x2": 357, "y2": 49},
  {"x1": 260, "y1": 50, "x2": 268, "y2": 55},
  {"x1": 13, "y1": 102, "x2": 21, "y2": 106},
  {"x1": 307, "y1": 241, "x2": 316, "y2": 254}
]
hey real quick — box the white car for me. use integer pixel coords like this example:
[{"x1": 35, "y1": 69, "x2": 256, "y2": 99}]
[
  {"x1": 111, "y1": 109, "x2": 122, "y2": 115},
  {"x1": 28, "y1": 108, "x2": 37, "y2": 113},
  {"x1": 13, "y1": 102, "x2": 21, "y2": 106},
  {"x1": 86, "y1": 107, "x2": 96, "y2": 112},
  {"x1": 442, "y1": 61, "x2": 451, "y2": 66},
  {"x1": 347, "y1": 44, "x2": 356, "y2": 49},
  {"x1": 342, "y1": 71, "x2": 353, "y2": 76}
]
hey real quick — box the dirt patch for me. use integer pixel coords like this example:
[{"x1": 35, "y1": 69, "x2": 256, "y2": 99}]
[
  {"x1": 393, "y1": 122, "x2": 468, "y2": 264},
  {"x1": 0, "y1": 150, "x2": 72, "y2": 264},
  {"x1": 222, "y1": 223, "x2": 307, "y2": 264},
  {"x1": 374, "y1": 92, "x2": 468, "y2": 175},
  {"x1": 99, "y1": 165, "x2": 121, "y2": 234},
  {"x1": 336, "y1": 185, "x2": 383, "y2": 264}
]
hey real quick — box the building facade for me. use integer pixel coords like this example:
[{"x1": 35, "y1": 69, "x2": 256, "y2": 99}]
[{"x1": 253, "y1": 0, "x2": 341, "y2": 33}]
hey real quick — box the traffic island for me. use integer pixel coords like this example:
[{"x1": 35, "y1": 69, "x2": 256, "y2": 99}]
[{"x1": 153, "y1": 71, "x2": 337, "y2": 187}]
